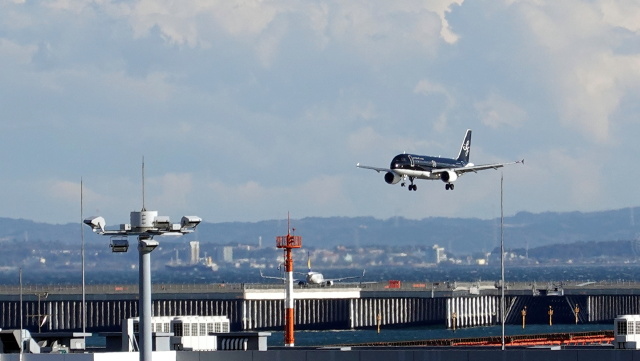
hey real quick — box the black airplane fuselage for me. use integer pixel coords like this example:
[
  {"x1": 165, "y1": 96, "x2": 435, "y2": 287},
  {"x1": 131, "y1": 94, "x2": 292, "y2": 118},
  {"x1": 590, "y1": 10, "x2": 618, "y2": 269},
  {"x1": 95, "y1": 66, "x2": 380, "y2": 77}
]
[{"x1": 390, "y1": 154, "x2": 465, "y2": 173}]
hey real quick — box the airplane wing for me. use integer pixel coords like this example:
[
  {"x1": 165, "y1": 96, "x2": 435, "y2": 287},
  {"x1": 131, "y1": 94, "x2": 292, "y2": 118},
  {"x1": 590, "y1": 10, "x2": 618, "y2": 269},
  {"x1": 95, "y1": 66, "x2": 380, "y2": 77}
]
[
  {"x1": 356, "y1": 164, "x2": 394, "y2": 173},
  {"x1": 259, "y1": 270, "x2": 285, "y2": 281},
  {"x1": 431, "y1": 159, "x2": 524, "y2": 176},
  {"x1": 325, "y1": 270, "x2": 366, "y2": 283}
]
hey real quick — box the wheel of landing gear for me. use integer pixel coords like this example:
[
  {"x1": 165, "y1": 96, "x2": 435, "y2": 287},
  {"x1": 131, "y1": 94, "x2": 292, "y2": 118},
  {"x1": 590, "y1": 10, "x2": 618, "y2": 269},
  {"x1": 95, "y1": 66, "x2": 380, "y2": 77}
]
[
  {"x1": 450, "y1": 184, "x2": 454, "y2": 190},
  {"x1": 445, "y1": 184, "x2": 450, "y2": 190}
]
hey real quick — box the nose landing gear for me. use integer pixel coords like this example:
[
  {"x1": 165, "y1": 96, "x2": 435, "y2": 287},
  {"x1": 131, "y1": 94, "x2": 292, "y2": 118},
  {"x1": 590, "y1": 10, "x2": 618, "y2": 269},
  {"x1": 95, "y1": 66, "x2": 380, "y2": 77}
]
[{"x1": 445, "y1": 183, "x2": 455, "y2": 190}]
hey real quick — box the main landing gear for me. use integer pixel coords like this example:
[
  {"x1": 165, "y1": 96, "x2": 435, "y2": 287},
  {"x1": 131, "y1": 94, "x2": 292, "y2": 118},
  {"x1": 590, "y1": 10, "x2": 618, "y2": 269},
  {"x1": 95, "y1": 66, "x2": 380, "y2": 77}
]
[
  {"x1": 445, "y1": 183, "x2": 455, "y2": 190},
  {"x1": 401, "y1": 177, "x2": 418, "y2": 191}
]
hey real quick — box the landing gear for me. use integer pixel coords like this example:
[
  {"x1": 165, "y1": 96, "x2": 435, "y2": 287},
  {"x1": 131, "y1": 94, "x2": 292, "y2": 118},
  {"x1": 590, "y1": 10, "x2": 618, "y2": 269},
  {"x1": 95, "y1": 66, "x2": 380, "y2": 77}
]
[
  {"x1": 445, "y1": 183, "x2": 455, "y2": 190},
  {"x1": 407, "y1": 177, "x2": 417, "y2": 191}
]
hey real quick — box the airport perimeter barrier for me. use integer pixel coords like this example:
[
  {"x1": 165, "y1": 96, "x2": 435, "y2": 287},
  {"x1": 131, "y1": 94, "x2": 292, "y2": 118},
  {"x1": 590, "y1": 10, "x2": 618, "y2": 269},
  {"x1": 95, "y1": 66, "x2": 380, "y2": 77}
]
[
  {"x1": 2, "y1": 279, "x2": 640, "y2": 296},
  {"x1": 2, "y1": 348, "x2": 640, "y2": 361}
]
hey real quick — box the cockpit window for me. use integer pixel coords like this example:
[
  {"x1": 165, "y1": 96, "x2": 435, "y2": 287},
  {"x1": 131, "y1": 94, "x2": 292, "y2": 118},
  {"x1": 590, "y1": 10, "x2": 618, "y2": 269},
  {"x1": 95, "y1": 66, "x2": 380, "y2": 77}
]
[{"x1": 391, "y1": 155, "x2": 411, "y2": 168}]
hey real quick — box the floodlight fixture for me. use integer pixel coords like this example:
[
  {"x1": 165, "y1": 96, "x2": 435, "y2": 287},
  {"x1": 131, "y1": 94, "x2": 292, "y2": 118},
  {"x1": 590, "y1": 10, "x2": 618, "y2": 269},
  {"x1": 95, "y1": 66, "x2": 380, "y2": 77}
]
[
  {"x1": 153, "y1": 216, "x2": 171, "y2": 230},
  {"x1": 83, "y1": 216, "x2": 106, "y2": 233},
  {"x1": 110, "y1": 237, "x2": 130, "y2": 253},
  {"x1": 181, "y1": 216, "x2": 202, "y2": 230}
]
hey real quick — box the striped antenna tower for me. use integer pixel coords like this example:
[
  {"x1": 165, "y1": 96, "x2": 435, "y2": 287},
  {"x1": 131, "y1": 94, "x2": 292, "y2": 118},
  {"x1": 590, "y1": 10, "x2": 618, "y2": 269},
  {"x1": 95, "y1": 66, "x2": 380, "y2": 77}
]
[{"x1": 275, "y1": 213, "x2": 302, "y2": 347}]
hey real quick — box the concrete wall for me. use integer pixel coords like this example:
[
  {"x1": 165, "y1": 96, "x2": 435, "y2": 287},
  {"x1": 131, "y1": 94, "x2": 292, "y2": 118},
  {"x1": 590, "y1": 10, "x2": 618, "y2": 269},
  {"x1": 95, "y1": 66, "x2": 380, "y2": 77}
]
[
  {"x1": 1, "y1": 349, "x2": 640, "y2": 361},
  {"x1": 180, "y1": 349, "x2": 640, "y2": 361},
  {"x1": 0, "y1": 352, "x2": 175, "y2": 361}
]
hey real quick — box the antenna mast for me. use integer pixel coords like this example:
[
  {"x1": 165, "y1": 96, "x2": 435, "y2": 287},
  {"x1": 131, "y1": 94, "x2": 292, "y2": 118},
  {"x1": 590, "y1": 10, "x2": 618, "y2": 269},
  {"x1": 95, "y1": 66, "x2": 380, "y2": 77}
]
[
  {"x1": 276, "y1": 213, "x2": 302, "y2": 347},
  {"x1": 81, "y1": 178, "x2": 86, "y2": 335},
  {"x1": 141, "y1": 157, "x2": 146, "y2": 211}
]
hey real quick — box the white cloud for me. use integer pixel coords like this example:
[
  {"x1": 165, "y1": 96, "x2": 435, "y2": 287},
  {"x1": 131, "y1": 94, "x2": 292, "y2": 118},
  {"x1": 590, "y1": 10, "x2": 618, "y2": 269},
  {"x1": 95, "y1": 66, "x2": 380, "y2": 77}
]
[
  {"x1": 151, "y1": 173, "x2": 193, "y2": 211},
  {"x1": 514, "y1": 0, "x2": 640, "y2": 143},
  {"x1": 424, "y1": 0, "x2": 465, "y2": 44},
  {"x1": 206, "y1": 175, "x2": 351, "y2": 221},
  {"x1": 600, "y1": 0, "x2": 640, "y2": 33},
  {"x1": 46, "y1": 0, "x2": 93, "y2": 13},
  {"x1": 507, "y1": 147, "x2": 607, "y2": 214},
  {"x1": 117, "y1": 0, "x2": 285, "y2": 48},
  {"x1": 413, "y1": 79, "x2": 455, "y2": 132},
  {"x1": 348, "y1": 127, "x2": 384, "y2": 154},
  {"x1": 4, "y1": 0, "x2": 640, "y2": 226},
  {"x1": 475, "y1": 93, "x2": 526, "y2": 129},
  {"x1": 348, "y1": 126, "x2": 437, "y2": 159},
  {"x1": 100, "y1": 1, "x2": 462, "y2": 64},
  {"x1": 0, "y1": 38, "x2": 36, "y2": 65}
]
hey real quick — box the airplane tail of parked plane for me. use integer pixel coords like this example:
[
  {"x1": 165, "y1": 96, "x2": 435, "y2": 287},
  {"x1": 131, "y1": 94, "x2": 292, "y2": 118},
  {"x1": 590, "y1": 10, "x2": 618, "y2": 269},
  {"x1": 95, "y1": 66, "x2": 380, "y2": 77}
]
[{"x1": 456, "y1": 129, "x2": 472, "y2": 164}]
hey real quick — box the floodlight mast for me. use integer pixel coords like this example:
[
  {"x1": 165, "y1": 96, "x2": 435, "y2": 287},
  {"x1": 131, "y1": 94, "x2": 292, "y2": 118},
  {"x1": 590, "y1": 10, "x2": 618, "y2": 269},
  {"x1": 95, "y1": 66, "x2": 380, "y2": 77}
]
[{"x1": 84, "y1": 207, "x2": 201, "y2": 361}]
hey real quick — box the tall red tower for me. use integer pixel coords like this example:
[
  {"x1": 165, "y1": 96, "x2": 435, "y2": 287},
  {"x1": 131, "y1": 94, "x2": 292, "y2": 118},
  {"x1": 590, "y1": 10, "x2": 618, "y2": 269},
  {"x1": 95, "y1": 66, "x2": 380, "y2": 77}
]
[{"x1": 276, "y1": 214, "x2": 302, "y2": 347}]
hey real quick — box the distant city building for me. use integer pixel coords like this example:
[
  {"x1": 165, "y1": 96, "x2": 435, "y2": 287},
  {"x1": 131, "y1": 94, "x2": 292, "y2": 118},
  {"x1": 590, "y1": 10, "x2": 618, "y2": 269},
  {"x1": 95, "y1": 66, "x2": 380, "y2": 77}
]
[
  {"x1": 433, "y1": 245, "x2": 447, "y2": 264},
  {"x1": 219, "y1": 246, "x2": 233, "y2": 263},
  {"x1": 189, "y1": 241, "x2": 200, "y2": 265}
]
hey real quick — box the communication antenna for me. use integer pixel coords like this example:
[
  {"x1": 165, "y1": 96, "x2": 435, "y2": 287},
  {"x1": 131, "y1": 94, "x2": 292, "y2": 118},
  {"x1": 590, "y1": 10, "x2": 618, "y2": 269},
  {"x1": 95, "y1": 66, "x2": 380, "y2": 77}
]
[
  {"x1": 500, "y1": 172, "x2": 505, "y2": 350},
  {"x1": 141, "y1": 157, "x2": 146, "y2": 211},
  {"x1": 276, "y1": 212, "x2": 302, "y2": 347},
  {"x1": 19, "y1": 267, "x2": 23, "y2": 358},
  {"x1": 81, "y1": 178, "x2": 86, "y2": 335}
]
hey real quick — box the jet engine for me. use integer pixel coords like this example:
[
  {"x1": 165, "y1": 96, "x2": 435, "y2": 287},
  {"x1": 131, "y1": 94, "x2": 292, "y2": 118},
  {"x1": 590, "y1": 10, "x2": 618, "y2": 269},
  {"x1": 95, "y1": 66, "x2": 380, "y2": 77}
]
[
  {"x1": 384, "y1": 172, "x2": 401, "y2": 184},
  {"x1": 440, "y1": 170, "x2": 458, "y2": 183},
  {"x1": 325, "y1": 280, "x2": 334, "y2": 286}
]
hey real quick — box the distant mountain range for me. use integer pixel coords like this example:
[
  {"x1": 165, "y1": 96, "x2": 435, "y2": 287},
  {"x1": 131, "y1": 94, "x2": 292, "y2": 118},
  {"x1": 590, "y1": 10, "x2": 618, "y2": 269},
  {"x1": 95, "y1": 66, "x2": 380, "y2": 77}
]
[{"x1": 1, "y1": 207, "x2": 639, "y2": 255}]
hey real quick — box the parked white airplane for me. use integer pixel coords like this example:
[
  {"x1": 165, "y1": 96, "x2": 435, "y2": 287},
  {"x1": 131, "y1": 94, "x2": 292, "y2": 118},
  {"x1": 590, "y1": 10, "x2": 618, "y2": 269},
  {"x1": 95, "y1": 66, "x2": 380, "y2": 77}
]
[{"x1": 261, "y1": 255, "x2": 365, "y2": 286}]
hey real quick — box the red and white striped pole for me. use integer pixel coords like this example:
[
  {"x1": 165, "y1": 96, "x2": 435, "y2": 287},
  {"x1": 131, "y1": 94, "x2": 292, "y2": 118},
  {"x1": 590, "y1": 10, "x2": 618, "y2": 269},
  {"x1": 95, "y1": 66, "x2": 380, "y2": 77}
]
[
  {"x1": 284, "y1": 245, "x2": 295, "y2": 347},
  {"x1": 276, "y1": 214, "x2": 302, "y2": 347}
]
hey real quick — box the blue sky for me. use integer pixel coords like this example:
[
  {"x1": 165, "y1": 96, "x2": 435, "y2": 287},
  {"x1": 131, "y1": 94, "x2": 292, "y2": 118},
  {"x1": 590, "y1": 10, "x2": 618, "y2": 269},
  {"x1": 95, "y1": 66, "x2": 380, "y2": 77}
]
[{"x1": 1, "y1": 0, "x2": 640, "y2": 225}]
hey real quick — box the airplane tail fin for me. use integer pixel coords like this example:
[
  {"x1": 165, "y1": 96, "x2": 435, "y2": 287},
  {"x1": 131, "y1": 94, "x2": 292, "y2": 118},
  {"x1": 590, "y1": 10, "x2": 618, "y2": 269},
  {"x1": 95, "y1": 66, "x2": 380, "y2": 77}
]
[
  {"x1": 307, "y1": 252, "x2": 311, "y2": 272},
  {"x1": 456, "y1": 129, "x2": 472, "y2": 164}
]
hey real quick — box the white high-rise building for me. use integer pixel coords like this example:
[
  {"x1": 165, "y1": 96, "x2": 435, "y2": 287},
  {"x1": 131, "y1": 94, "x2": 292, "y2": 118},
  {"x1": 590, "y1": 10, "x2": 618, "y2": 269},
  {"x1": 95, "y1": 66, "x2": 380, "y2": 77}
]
[
  {"x1": 190, "y1": 241, "x2": 200, "y2": 265},
  {"x1": 432, "y1": 244, "x2": 446, "y2": 264}
]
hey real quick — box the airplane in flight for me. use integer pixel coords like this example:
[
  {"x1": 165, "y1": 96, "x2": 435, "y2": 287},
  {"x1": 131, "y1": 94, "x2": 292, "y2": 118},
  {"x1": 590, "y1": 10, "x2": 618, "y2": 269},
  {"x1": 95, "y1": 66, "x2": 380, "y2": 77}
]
[
  {"x1": 356, "y1": 129, "x2": 523, "y2": 191},
  {"x1": 260, "y1": 255, "x2": 365, "y2": 287}
]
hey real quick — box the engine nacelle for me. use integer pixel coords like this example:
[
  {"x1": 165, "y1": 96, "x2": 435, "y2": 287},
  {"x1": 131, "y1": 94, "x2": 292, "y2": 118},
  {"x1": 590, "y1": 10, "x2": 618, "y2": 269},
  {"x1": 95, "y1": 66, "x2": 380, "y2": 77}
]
[
  {"x1": 384, "y1": 172, "x2": 401, "y2": 184},
  {"x1": 440, "y1": 170, "x2": 458, "y2": 183},
  {"x1": 325, "y1": 280, "x2": 334, "y2": 286}
]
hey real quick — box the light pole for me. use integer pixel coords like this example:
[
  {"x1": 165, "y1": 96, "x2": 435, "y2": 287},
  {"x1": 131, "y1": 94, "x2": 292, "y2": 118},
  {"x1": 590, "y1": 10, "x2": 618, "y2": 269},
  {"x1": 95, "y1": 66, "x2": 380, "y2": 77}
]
[
  {"x1": 84, "y1": 211, "x2": 201, "y2": 361},
  {"x1": 500, "y1": 172, "x2": 505, "y2": 350}
]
